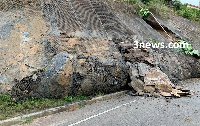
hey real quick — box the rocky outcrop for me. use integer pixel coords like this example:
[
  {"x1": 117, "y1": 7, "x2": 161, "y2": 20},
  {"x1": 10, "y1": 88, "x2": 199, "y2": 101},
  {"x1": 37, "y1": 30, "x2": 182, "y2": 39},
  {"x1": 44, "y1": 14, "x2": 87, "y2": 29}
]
[
  {"x1": 163, "y1": 15, "x2": 200, "y2": 50},
  {"x1": 12, "y1": 53, "x2": 129, "y2": 100},
  {"x1": 0, "y1": 10, "x2": 49, "y2": 92},
  {"x1": 0, "y1": 0, "x2": 200, "y2": 100},
  {"x1": 119, "y1": 43, "x2": 200, "y2": 82}
]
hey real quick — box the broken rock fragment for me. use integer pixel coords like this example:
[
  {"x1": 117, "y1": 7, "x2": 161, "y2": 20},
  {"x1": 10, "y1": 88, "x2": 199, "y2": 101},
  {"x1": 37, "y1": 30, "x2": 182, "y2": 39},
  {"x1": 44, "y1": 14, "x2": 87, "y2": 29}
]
[
  {"x1": 144, "y1": 69, "x2": 173, "y2": 93},
  {"x1": 129, "y1": 68, "x2": 192, "y2": 98}
]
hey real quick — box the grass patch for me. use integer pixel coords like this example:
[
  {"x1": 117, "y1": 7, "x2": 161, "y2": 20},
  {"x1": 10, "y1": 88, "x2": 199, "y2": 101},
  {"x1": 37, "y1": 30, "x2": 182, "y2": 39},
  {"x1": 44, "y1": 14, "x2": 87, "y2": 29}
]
[
  {"x1": 177, "y1": 5, "x2": 200, "y2": 22},
  {"x1": 0, "y1": 93, "x2": 87, "y2": 120},
  {"x1": 141, "y1": 0, "x2": 200, "y2": 23},
  {"x1": 64, "y1": 94, "x2": 86, "y2": 102}
]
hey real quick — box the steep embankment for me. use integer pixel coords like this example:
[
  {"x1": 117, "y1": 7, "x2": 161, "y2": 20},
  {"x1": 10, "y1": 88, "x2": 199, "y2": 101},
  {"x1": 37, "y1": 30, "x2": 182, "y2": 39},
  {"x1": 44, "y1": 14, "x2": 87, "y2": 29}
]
[{"x1": 0, "y1": 0, "x2": 200, "y2": 99}]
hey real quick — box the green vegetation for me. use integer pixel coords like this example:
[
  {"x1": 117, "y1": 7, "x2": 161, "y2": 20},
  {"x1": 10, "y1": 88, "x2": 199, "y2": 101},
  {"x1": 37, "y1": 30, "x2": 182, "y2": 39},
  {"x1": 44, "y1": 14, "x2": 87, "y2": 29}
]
[
  {"x1": 151, "y1": 39, "x2": 159, "y2": 44},
  {"x1": 177, "y1": 5, "x2": 200, "y2": 22},
  {"x1": 176, "y1": 40, "x2": 200, "y2": 57},
  {"x1": 139, "y1": 8, "x2": 151, "y2": 19},
  {"x1": 64, "y1": 94, "x2": 86, "y2": 102},
  {"x1": 140, "y1": 0, "x2": 200, "y2": 22},
  {"x1": 119, "y1": 0, "x2": 151, "y2": 19},
  {"x1": 0, "y1": 93, "x2": 87, "y2": 120}
]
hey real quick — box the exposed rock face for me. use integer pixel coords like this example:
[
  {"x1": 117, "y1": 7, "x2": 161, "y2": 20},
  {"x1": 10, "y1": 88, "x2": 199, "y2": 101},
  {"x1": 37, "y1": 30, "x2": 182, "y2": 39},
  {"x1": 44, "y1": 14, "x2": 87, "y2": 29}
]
[
  {"x1": 12, "y1": 53, "x2": 129, "y2": 100},
  {"x1": 0, "y1": 10, "x2": 49, "y2": 92},
  {"x1": 105, "y1": 0, "x2": 200, "y2": 82},
  {"x1": 119, "y1": 42, "x2": 200, "y2": 82},
  {"x1": 0, "y1": 2, "x2": 131, "y2": 99},
  {"x1": 164, "y1": 15, "x2": 200, "y2": 50},
  {"x1": 0, "y1": 0, "x2": 41, "y2": 11},
  {"x1": 0, "y1": 0, "x2": 200, "y2": 99}
]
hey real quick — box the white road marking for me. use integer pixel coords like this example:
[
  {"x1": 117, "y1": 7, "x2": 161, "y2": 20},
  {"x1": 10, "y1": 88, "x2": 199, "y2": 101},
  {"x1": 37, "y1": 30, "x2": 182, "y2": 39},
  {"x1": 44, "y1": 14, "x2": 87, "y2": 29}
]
[{"x1": 51, "y1": 99, "x2": 138, "y2": 126}]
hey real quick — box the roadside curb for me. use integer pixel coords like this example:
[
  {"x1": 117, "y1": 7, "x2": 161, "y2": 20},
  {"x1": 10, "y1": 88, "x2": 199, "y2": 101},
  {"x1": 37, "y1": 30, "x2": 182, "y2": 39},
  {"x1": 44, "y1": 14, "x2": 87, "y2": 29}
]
[{"x1": 0, "y1": 90, "x2": 128, "y2": 126}]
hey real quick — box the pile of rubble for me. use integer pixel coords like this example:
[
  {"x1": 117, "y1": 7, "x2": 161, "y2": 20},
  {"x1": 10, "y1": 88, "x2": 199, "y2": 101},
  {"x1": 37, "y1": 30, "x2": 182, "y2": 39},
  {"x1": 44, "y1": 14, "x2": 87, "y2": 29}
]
[{"x1": 129, "y1": 69, "x2": 193, "y2": 98}]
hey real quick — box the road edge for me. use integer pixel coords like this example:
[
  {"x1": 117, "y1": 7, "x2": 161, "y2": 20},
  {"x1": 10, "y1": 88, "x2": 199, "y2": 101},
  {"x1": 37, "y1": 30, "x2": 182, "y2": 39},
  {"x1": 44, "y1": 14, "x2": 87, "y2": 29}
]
[{"x1": 0, "y1": 90, "x2": 128, "y2": 126}]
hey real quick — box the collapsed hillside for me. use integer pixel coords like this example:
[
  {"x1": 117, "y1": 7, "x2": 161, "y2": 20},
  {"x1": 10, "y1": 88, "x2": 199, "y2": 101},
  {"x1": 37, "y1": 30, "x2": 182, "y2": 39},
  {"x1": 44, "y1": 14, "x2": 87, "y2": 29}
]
[{"x1": 0, "y1": 0, "x2": 200, "y2": 100}]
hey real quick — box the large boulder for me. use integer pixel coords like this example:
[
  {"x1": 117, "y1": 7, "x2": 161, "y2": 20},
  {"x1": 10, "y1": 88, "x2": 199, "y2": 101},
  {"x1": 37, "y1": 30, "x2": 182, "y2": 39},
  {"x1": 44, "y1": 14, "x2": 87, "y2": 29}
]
[{"x1": 11, "y1": 53, "x2": 129, "y2": 100}]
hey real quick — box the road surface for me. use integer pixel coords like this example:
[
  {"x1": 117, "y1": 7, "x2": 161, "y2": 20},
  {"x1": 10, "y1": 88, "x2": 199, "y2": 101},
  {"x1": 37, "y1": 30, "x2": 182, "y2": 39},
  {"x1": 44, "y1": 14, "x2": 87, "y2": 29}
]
[{"x1": 25, "y1": 79, "x2": 200, "y2": 126}]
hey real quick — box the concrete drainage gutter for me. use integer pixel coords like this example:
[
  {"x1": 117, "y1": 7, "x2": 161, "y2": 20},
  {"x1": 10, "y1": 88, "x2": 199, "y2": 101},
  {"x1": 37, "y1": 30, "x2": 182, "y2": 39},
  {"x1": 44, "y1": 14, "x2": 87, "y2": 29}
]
[{"x1": 0, "y1": 90, "x2": 128, "y2": 126}]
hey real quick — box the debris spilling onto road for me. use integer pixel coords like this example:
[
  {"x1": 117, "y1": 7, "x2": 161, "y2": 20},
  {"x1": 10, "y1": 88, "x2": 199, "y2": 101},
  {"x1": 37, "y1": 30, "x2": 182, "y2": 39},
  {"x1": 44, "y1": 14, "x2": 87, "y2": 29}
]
[{"x1": 129, "y1": 69, "x2": 193, "y2": 98}]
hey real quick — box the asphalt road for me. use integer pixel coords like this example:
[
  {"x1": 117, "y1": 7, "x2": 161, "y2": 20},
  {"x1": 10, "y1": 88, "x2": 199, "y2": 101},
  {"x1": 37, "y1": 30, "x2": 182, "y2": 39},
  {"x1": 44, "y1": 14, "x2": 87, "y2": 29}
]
[{"x1": 25, "y1": 79, "x2": 200, "y2": 126}]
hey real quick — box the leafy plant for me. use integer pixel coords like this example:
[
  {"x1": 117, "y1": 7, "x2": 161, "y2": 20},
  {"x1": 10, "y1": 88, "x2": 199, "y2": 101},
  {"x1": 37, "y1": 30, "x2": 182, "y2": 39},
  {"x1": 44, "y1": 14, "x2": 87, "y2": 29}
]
[
  {"x1": 176, "y1": 40, "x2": 200, "y2": 57},
  {"x1": 139, "y1": 8, "x2": 151, "y2": 19},
  {"x1": 64, "y1": 96, "x2": 73, "y2": 102},
  {"x1": 172, "y1": 0, "x2": 182, "y2": 10},
  {"x1": 0, "y1": 94, "x2": 12, "y2": 102},
  {"x1": 191, "y1": 50, "x2": 200, "y2": 56}
]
